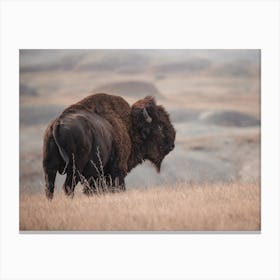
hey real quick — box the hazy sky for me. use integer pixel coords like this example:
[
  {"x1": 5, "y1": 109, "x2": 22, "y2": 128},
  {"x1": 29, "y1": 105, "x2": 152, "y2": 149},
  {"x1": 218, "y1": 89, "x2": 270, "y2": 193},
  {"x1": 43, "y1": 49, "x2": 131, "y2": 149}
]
[{"x1": 20, "y1": 49, "x2": 260, "y2": 73}]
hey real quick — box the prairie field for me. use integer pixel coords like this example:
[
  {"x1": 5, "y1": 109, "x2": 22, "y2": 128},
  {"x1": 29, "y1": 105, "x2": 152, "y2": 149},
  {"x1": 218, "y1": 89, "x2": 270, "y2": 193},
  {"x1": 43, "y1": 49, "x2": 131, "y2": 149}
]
[
  {"x1": 20, "y1": 50, "x2": 261, "y2": 231},
  {"x1": 20, "y1": 182, "x2": 260, "y2": 231}
]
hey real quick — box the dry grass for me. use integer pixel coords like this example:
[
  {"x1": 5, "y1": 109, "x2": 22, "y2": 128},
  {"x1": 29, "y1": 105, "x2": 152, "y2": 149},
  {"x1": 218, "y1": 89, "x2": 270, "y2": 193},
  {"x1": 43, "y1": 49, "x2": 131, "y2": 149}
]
[{"x1": 20, "y1": 182, "x2": 260, "y2": 231}]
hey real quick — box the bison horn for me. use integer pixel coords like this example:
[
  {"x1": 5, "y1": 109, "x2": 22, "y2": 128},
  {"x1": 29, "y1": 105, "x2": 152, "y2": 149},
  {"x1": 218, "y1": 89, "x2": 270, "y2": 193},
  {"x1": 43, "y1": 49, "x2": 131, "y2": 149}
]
[{"x1": 143, "y1": 108, "x2": 152, "y2": 123}]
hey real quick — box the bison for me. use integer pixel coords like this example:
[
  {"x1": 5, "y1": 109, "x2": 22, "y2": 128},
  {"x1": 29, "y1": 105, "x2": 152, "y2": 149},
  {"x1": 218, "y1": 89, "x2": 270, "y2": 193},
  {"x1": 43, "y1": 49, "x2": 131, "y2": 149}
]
[{"x1": 43, "y1": 93, "x2": 176, "y2": 199}]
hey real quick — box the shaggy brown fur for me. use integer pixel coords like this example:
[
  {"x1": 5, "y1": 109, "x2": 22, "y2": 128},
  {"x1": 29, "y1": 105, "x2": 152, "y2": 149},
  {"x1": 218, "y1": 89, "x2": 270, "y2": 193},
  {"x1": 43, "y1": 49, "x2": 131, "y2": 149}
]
[
  {"x1": 76, "y1": 94, "x2": 132, "y2": 174},
  {"x1": 43, "y1": 93, "x2": 176, "y2": 199}
]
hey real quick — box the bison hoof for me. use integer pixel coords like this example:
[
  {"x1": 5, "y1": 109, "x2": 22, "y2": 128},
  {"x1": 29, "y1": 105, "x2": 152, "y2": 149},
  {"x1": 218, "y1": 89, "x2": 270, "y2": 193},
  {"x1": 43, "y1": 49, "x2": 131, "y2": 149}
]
[
  {"x1": 45, "y1": 189, "x2": 54, "y2": 200},
  {"x1": 64, "y1": 186, "x2": 74, "y2": 198},
  {"x1": 83, "y1": 188, "x2": 94, "y2": 196},
  {"x1": 65, "y1": 191, "x2": 74, "y2": 198}
]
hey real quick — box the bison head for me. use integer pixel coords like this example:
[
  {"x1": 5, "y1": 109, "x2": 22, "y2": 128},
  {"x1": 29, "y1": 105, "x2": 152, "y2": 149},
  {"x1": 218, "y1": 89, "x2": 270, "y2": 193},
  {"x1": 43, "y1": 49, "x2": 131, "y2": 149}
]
[{"x1": 131, "y1": 96, "x2": 176, "y2": 172}]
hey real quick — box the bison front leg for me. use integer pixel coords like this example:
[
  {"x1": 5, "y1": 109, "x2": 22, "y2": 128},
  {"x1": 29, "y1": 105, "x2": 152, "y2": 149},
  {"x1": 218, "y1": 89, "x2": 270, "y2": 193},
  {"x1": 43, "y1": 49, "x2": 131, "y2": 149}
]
[
  {"x1": 44, "y1": 169, "x2": 57, "y2": 200},
  {"x1": 106, "y1": 167, "x2": 126, "y2": 192},
  {"x1": 117, "y1": 172, "x2": 126, "y2": 191},
  {"x1": 110, "y1": 168, "x2": 126, "y2": 192}
]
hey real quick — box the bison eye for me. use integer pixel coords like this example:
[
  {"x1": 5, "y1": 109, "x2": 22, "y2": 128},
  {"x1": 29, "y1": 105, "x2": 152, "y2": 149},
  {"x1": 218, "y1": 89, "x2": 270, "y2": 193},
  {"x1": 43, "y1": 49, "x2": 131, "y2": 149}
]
[{"x1": 158, "y1": 125, "x2": 163, "y2": 131}]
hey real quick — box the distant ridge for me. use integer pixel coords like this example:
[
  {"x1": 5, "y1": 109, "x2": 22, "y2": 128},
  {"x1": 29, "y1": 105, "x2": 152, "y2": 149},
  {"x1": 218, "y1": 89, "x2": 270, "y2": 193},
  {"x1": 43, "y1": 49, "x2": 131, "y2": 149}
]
[{"x1": 92, "y1": 80, "x2": 163, "y2": 99}]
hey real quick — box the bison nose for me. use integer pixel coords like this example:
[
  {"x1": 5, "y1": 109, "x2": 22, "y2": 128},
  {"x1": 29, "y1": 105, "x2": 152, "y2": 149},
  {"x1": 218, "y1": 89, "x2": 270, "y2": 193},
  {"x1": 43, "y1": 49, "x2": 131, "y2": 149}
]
[{"x1": 170, "y1": 144, "x2": 174, "y2": 151}]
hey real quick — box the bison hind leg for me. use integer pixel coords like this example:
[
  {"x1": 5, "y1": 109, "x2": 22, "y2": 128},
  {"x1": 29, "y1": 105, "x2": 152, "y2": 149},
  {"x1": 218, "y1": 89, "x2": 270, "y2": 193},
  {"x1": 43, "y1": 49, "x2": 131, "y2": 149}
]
[
  {"x1": 44, "y1": 169, "x2": 57, "y2": 200},
  {"x1": 63, "y1": 172, "x2": 79, "y2": 198}
]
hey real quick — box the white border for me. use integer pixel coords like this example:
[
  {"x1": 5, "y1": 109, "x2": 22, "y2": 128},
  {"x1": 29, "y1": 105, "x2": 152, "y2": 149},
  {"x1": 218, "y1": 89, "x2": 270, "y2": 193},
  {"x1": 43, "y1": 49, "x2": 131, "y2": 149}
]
[{"x1": 1, "y1": 1, "x2": 280, "y2": 279}]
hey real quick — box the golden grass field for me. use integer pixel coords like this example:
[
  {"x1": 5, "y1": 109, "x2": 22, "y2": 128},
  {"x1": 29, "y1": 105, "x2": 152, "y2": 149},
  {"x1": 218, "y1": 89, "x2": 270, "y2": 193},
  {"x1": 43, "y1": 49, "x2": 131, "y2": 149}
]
[{"x1": 20, "y1": 182, "x2": 260, "y2": 231}]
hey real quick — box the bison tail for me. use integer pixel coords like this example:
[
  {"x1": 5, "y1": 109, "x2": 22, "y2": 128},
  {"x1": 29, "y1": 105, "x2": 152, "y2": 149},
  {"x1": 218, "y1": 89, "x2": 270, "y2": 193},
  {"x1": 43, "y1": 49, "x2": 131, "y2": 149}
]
[{"x1": 52, "y1": 120, "x2": 69, "y2": 174}]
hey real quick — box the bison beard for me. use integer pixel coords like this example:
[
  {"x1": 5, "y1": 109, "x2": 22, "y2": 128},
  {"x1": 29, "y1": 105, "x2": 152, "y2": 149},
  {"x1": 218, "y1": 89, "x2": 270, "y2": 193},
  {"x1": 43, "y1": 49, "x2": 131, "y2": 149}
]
[{"x1": 43, "y1": 93, "x2": 176, "y2": 199}]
